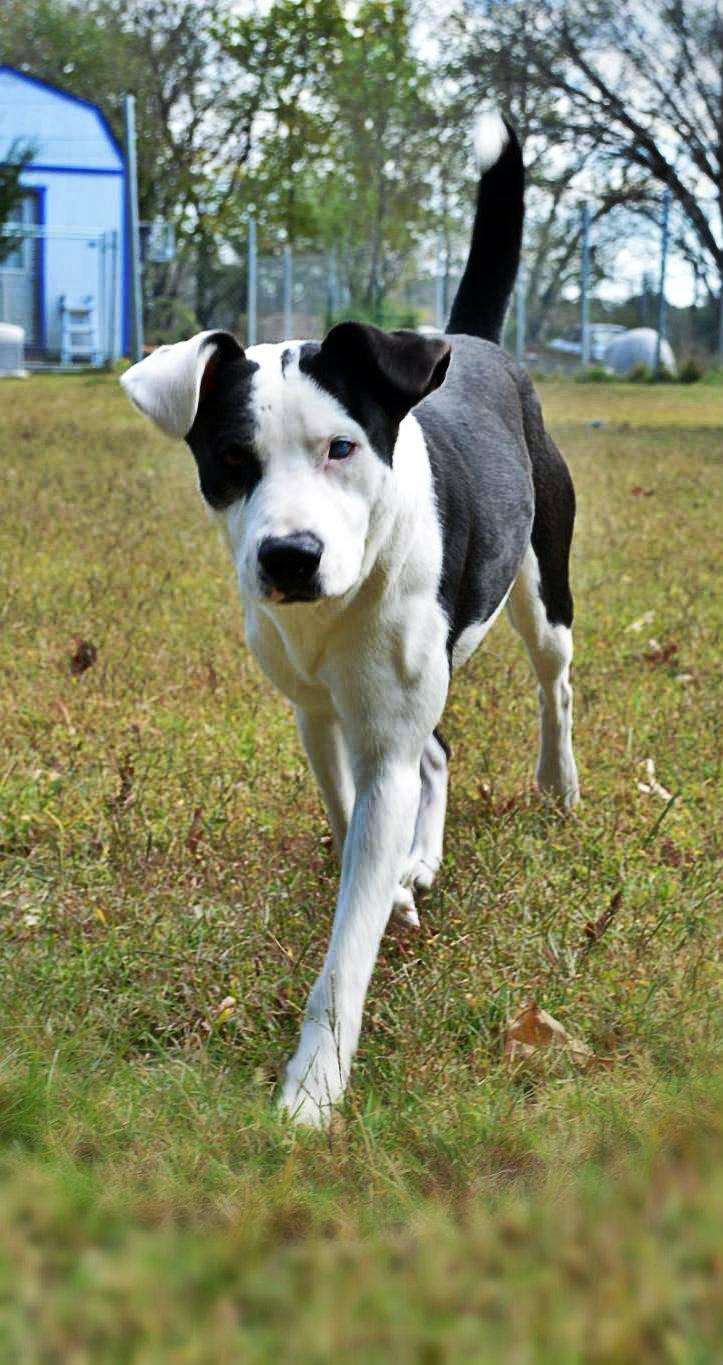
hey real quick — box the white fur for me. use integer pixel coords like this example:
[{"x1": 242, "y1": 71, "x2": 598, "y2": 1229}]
[
  {"x1": 120, "y1": 334, "x2": 578, "y2": 1127},
  {"x1": 120, "y1": 331, "x2": 222, "y2": 439},
  {"x1": 506, "y1": 545, "x2": 580, "y2": 808},
  {"x1": 219, "y1": 343, "x2": 384, "y2": 603},
  {"x1": 473, "y1": 111, "x2": 509, "y2": 174}
]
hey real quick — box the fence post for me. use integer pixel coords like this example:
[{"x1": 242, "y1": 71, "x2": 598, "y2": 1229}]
[
  {"x1": 580, "y1": 201, "x2": 591, "y2": 372},
  {"x1": 435, "y1": 234, "x2": 445, "y2": 330},
  {"x1": 327, "y1": 247, "x2": 339, "y2": 326},
  {"x1": 108, "y1": 229, "x2": 119, "y2": 361},
  {"x1": 247, "y1": 216, "x2": 257, "y2": 347},
  {"x1": 123, "y1": 95, "x2": 144, "y2": 363},
  {"x1": 515, "y1": 262, "x2": 526, "y2": 366},
  {"x1": 654, "y1": 189, "x2": 671, "y2": 377},
  {"x1": 283, "y1": 244, "x2": 293, "y2": 339}
]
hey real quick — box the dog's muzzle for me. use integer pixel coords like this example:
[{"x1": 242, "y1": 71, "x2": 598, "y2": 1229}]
[{"x1": 258, "y1": 532, "x2": 323, "y2": 602}]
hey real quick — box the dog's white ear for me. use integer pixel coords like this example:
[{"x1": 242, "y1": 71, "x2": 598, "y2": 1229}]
[{"x1": 120, "y1": 330, "x2": 244, "y2": 439}]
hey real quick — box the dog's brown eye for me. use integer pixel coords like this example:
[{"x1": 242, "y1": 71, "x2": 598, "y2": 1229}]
[
  {"x1": 328, "y1": 438, "x2": 354, "y2": 460},
  {"x1": 221, "y1": 445, "x2": 246, "y2": 467}
]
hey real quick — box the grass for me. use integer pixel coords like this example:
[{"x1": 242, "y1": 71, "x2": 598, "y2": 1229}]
[{"x1": 0, "y1": 373, "x2": 721, "y2": 1363}]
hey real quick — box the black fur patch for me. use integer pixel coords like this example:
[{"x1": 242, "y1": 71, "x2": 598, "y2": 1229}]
[
  {"x1": 518, "y1": 372, "x2": 575, "y2": 627},
  {"x1": 447, "y1": 120, "x2": 524, "y2": 345},
  {"x1": 299, "y1": 324, "x2": 450, "y2": 466},
  {"x1": 185, "y1": 354, "x2": 262, "y2": 509},
  {"x1": 415, "y1": 336, "x2": 535, "y2": 657}
]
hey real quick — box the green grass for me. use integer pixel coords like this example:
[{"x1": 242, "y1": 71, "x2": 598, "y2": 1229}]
[{"x1": 0, "y1": 374, "x2": 721, "y2": 1362}]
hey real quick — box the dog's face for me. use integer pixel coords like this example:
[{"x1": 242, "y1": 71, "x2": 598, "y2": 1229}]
[{"x1": 121, "y1": 322, "x2": 450, "y2": 605}]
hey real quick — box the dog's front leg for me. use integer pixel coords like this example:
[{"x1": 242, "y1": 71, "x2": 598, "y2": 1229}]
[
  {"x1": 279, "y1": 753, "x2": 422, "y2": 1126},
  {"x1": 295, "y1": 706, "x2": 355, "y2": 859}
]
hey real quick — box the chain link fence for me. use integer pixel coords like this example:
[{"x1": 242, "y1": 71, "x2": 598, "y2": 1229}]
[
  {"x1": 141, "y1": 194, "x2": 720, "y2": 375},
  {"x1": 0, "y1": 222, "x2": 121, "y2": 367}
]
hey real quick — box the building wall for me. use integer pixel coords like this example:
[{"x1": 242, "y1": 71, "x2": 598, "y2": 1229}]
[{"x1": 0, "y1": 67, "x2": 126, "y2": 359}]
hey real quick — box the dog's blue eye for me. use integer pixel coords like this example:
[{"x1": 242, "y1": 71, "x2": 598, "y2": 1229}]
[{"x1": 328, "y1": 438, "x2": 354, "y2": 461}]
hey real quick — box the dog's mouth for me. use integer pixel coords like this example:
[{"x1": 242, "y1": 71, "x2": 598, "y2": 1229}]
[{"x1": 262, "y1": 581, "x2": 322, "y2": 605}]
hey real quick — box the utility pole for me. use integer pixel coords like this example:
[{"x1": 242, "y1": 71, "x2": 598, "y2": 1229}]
[
  {"x1": 123, "y1": 95, "x2": 143, "y2": 363},
  {"x1": 580, "y1": 202, "x2": 591, "y2": 372},
  {"x1": 515, "y1": 263, "x2": 526, "y2": 366},
  {"x1": 654, "y1": 188, "x2": 671, "y2": 377},
  {"x1": 247, "y1": 216, "x2": 257, "y2": 347},
  {"x1": 282, "y1": 244, "x2": 293, "y2": 340},
  {"x1": 434, "y1": 233, "x2": 445, "y2": 331}
]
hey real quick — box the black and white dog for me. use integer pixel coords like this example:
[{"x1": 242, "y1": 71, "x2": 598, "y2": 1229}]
[{"x1": 121, "y1": 115, "x2": 578, "y2": 1125}]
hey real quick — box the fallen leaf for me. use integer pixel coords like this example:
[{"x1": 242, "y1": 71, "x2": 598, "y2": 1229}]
[
  {"x1": 504, "y1": 1000, "x2": 592, "y2": 1068},
  {"x1": 70, "y1": 638, "x2": 97, "y2": 675},
  {"x1": 215, "y1": 996, "x2": 237, "y2": 1024},
  {"x1": 630, "y1": 485, "x2": 655, "y2": 497},
  {"x1": 582, "y1": 889, "x2": 623, "y2": 952},
  {"x1": 626, "y1": 611, "x2": 654, "y2": 633},
  {"x1": 637, "y1": 757, "x2": 673, "y2": 802},
  {"x1": 643, "y1": 639, "x2": 678, "y2": 665}
]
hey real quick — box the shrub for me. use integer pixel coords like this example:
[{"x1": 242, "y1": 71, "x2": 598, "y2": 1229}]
[
  {"x1": 628, "y1": 362, "x2": 652, "y2": 383},
  {"x1": 678, "y1": 357, "x2": 704, "y2": 384},
  {"x1": 578, "y1": 365, "x2": 615, "y2": 383}
]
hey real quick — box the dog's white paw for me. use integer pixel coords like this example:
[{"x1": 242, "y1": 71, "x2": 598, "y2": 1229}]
[
  {"x1": 406, "y1": 855, "x2": 439, "y2": 893},
  {"x1": 537, "y1": 759, "x2": 580, "y2": 810},
  {"x1": 390, "y1": 883, "x2": 420, "y2": 930},
  {"x1": 278, "y1": 1028, "x2": 347, "y2": 1128}
]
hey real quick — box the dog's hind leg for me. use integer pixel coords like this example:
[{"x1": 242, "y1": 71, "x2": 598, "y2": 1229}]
[
  {"x1": 297, "y1": 705, "x2": 426, "y2": 929},
  {"x1": 403, "y1": 730, "x2": 449, "y2": 893},
  {"x1": 506, "y1": 544, "x2": 579, "y2": 808}
]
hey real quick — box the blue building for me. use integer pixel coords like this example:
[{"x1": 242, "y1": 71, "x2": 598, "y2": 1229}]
[{"x1": 0, "y1": 66, "x2": 128, "y2": 363}]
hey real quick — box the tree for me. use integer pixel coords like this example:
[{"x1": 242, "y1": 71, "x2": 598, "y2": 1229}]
[
  {"x1": 0, "y1": 141, "x2": 34, "y2": 263},
  {"x1": 530, "y1": 0, "x2": 723, "y2": 347}
]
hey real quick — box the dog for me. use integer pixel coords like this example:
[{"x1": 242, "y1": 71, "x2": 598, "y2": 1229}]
[{"x1": 120, "y1": 114, "x2": 579, "y2": 1126}]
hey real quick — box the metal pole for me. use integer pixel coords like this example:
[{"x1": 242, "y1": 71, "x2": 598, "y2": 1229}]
[
  {"x1": 327, "y1": 247, "x2": 339, "y2": 326},
  {"x1": 434, "y1": 233, "x2": 444, "y2": 330},
  {"x1": 580, "y1": 201, "x2": 591, "y2": 372},
  {"x1": 654, "y1": 188, "x2": 671, "y2": 377},
  {"x1": 247, "y1": 216, "x2": 257, "y2": 347},
  {"x1": 717, "y1": 272, "x2": 723, "y2": 362},
  {"x1": 123, "y1": 95, "x2": 144, "y2": 363},
  {"x1": 108, "y1": 229, "x2": 118, "y2": 361},
  {"x1": 282, "y1": 244, "x2": 293, "y2": 339},
  {"x1": 515, "y1": 262, "x2": 526, "y2": 366}
]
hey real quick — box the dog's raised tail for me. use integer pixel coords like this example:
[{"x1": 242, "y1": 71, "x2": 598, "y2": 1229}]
[{"x1": 446, "y1": 113, "x2": 524, "y2": 345}]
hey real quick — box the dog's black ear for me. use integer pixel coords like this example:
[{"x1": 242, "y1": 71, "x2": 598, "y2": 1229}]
[
  {"x1": 120, "y1": 330, "x2": 244, "y2": 439},
  {"x1": 320, "y1": 322, "x2": 451, "y2": 420}
]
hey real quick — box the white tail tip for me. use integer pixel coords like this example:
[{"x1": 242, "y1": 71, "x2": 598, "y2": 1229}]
[{"x1": 473, "y1": 112, "x2": 509, "y2": 173}]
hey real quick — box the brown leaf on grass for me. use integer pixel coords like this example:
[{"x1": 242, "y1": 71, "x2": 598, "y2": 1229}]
[
  {"x1": 630, "y1": 485, "x2": 655, "y2": 497},
  {"x1": 504, "y1": 1000, "x2": 612, "y2": 1071},
  {"x1": 582, "y1": 889, "x2": 624, "y2": 952},
  {"x1": 643, "y1": 639, "x2": 678, "y2": 665},
  {"x1": 186, "y1": 807, "x2": 203, "y2": 857},
  {"x1": 70, "y1": 638, "x2": 97, "y2": 675},
  {"x1": 106, "y1": 754, "x2": 134, "y2": 813}
]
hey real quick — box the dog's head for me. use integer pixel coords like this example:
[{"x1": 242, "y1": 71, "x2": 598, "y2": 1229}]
[{"x1": 120, "y1": 323, "x2": 450, "y2": 604}]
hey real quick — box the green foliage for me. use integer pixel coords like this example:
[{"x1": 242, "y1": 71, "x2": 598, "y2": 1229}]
[
  {"x1": 678, "y1": 357, "x2": 704, "y2": 384},
  {"x1": 628, "y1": 362, "x2": 653, "y2": 382},
  {"x1": 0, "y1": 375, "x2": 721, "y2": 1357},
  {"x1": 576, "y1": 364, "x2": 615, "y2": 383},
  {"x1": 0, "y1": 139, "x2": 35, "y2": 263}
]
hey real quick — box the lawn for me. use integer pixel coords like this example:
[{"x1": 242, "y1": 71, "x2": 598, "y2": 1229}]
[{"x1": 0, "y1": 372, "x2": 721, "y2": 1363}]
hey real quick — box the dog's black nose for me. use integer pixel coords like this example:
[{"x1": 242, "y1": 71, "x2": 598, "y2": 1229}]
[{"x1": 258, "y1": 532, "x2": 323, "y2": 597}]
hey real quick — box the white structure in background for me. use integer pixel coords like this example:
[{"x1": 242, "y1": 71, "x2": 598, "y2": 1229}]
[
  {"x1": 0, "y1": 321, "x2": 26, "y2": 376},
  {"x1": 0, "y1": 65, "x2": 128, "y2": 364},
  {"x1": 604, "y1": 327, "x2": 676, "y2": 376},
  {"x1": 548, "y1": 324, "x2": 627, "y2": 363}
]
